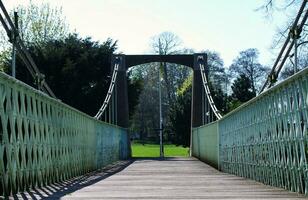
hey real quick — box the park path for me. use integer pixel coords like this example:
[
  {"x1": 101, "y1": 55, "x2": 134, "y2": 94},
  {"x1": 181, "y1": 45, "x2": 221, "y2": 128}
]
[{"x1": 14, "y1": 157, "x2": 305, "y2": 199}]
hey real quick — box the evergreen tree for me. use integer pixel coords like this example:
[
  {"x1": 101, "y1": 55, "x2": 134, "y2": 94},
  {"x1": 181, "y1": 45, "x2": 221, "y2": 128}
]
[{"x1": 231, "y1": 74, "x2": 256, "y2": 103}]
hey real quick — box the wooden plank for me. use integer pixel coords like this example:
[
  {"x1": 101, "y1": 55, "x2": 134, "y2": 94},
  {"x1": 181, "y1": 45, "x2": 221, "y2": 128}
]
[{"x1": 11, "y1": 157, "x2": 306, "y2": 199}]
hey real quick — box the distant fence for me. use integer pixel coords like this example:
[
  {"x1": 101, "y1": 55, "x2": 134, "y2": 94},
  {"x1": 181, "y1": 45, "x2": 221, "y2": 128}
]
[
  {"x1": 0, "y1": 73, "x2": 130, "y2": 197},
  {"x1": 192, "y1": 67, "x2": 308, "y2": 194}
]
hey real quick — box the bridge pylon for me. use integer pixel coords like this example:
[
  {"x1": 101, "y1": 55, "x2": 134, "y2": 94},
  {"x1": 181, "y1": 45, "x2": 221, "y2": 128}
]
[
  {"x1": 109, "y1": 53, "x2": 210, "y2": 129},
  {"x1": 112, "y1": 54, "x2": 129, "y2": 128},
  {"x1": 191, "y1": 53, "x2": 208, "y2": 128}
]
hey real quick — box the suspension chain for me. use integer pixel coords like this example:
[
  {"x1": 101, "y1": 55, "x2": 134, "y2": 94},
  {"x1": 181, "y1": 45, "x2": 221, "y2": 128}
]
[
  {"x1": 94, "y1": 60, "x2": 119, "y2": 119},
  {"x1": 199, "y1": 62, "x2": 222, "y2": 120}
]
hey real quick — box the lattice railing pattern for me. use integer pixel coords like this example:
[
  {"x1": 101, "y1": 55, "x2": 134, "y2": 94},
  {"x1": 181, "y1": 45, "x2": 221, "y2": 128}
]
[
  {"x1": 0, "y1": 72, "x2": 129, "y2": 197},
  {"x1": 219, "y1": 68, "x2": 308, "y2": 194}
]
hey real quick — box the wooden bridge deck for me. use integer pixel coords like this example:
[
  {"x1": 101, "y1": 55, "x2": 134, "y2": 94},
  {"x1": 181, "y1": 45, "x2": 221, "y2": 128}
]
[{"x1": 14, "y1": 157, "x2": 305, "y2": 199}]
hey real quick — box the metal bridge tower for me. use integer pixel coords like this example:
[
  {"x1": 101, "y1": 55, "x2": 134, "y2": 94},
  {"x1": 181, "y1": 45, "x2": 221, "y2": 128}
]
[{"x1": 98, "y1": 53, "x2": 217, "y2": 129}]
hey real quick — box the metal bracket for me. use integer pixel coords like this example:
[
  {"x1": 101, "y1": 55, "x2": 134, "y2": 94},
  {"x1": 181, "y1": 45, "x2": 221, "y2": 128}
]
[
  {"x1": 268, "y1": 73, "x2": 278, "y2": 88},
  {"x1": 35, "y1": 73, "x2": 45, "y2": 91},
  {"x1": 197, "y1": 55, "x2": 205, "y2": 62},
  {"x1": 289, "y1": 25, "x2": 301, "y2": 39}
]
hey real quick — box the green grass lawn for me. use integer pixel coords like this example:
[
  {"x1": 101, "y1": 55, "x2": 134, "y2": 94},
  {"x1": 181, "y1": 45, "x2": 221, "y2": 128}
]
[{"x1": 131, "y1": 142, "x2": 189, "y2": 157}]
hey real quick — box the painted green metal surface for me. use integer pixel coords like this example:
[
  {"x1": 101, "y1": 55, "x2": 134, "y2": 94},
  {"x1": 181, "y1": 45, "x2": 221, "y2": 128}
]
[
  {"x1": 192, "y1": 121, "x2": 219, "y2": 169},
  {"x1": 219, "y1": 68, "x2": 308, "y2": 194},
  {"x1": 0, "y1": 72, "x2": 129, "y2": 197}
]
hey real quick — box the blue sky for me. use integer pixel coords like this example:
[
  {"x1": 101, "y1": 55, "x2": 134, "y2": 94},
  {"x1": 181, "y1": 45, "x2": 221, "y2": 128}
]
[{"x1": 5, "y1": 0, "x2": 291, "y2": 67}]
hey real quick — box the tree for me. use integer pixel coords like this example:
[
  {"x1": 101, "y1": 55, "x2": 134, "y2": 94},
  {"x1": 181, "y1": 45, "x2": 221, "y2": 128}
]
[
  {"x1": 229, "y1": 48, "x2": 269, "y2": 94},
  {"x1": 199, "y1": 50, "x2": 229, "y2": 113},
  {"x1": 129, "y1": 63, "x2": 161, "y2": 140},
  {"x1": 0, "y1": 1, "x2": 69, "y2": 69},
  {"x1": 202, "y1": 50, "x2": 228, "y2": 93},
  {"x1": 231, "y1": 74, "x2": 256, "y2": 103},
  {"x1": 170, "y1": 60, "x2": 228, "y2": 147},
  {"x1": 8, "y1": 34, "x2": 116, "y2": 115},
  {"x1": 151, "y1": 31, "x2": 184, "y2": 105},
  {"x1": 129, "y1": 32, "x2": 192, "y2": 141},
  {"x1": 128, "y1": 74, "x2": 144, "y2": 118},
  {"x1": 151, "y1": 32, "x2": 182, "y2": 55},
  {"x1": 3, "y1": 34, "x2": 141, "y2": 117},
  {"x1": 258, "y1": 1, "x2": 308, "y2": 78},
  {"x1": 210, "y1": 84, "x2": 228, "y2": 114},
  {"x1": 1, "y1": 2, "x2": 69, "y2": 47},
  {"x1": 258, "y1": 0, "x2": 302, "y2": 14},
  {"x1": 170, "y1": 76, "x2": 192, "y2": 147},
  {"x1": 130, "y1": 33, "x2": 229, "y2": 143}
]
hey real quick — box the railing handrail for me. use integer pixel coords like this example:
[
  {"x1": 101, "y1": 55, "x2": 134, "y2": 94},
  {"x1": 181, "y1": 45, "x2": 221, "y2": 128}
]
[
  {"x1": 220, "y1": 66, "x2": 308, "y2": 121},
  {"x1": 192, "y1": 120, "x2": 218, "y2": 130},
  {"x1": 0, "y1": 71, "x2": 126, "y2": 130}
]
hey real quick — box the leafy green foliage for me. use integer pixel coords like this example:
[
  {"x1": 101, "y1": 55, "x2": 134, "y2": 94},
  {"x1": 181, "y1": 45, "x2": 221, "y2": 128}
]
[
  {"x1": 128, "y1": 76, "x2": 144, "y2": 117},
  {"x1": 231, "y1": 74, "x2": 256, "y2": 103},
  {"x1": 229, "y1": 48, "x2": 268, "y2": 94},
  {"x1": 226, "y1": 48, "x2": 269, "y2": 111},
  {"x1": 129, "y1": 63, "x2": 161, "y2": 140},
  {"x1": 1, "y1": 2, "x2": 69, "y2": 49},
  {"x1": 170, "y1": 92, "x2": 191, "y2": 147},
  {"x1": 169, "y1": 73, "x2": 228, "y2": 147},
  {"x1": 168, "y1": 51, "x2": 228, "y2": 147},
  {"x1": 210, "y1": 84, "x2": 228, "y2": 114},
  {"x1": 170, "y1": 76, "x2": 192, "y2": 147},
  {"x1": 0, "y1": 1, "x2": 69, "y2": 71},
  {"x1": 5, "y1": 34, "x2": 140, "y2": 116},
  {"x1": 20, "y1": 34, "x2": 115, "y2": 115},
  {"x1": 203, "y1": 50, "x2": 226, "y2": 90}
]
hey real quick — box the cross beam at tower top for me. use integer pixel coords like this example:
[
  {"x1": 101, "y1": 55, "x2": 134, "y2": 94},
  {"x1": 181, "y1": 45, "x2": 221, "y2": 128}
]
[{"x1": 124, "y1": 54, "x2": 195, "y2": 69}]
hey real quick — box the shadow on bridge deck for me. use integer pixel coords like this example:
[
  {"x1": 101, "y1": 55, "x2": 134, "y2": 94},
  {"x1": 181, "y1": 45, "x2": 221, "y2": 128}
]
[
  {"x1": 11, "y1": 157, "x2": 305, "y2": 199},
  {"x1": 11, "y1": 160, "x2": 133, "y2": 200}
]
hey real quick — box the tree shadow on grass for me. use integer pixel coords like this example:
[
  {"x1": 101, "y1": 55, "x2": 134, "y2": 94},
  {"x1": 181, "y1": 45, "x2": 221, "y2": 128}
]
[{"x1": 11, "y1": 160, "x2": 133, "y2": 200}]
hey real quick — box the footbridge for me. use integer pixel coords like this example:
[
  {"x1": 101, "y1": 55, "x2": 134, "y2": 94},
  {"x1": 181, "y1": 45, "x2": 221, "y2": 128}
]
[{"x1": 0, "y1": 0, "x2": 308, "y2": 199}]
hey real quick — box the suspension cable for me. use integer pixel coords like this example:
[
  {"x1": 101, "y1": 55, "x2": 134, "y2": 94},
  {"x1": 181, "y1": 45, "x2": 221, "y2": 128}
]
[
  {"x1": 94, "y1": 61, "x2": 119, "y2": 120},
  {"x1": 199, "y1": 63, "x2": 222, "y2": 120},
  {"x1": 259, "y1": 0, "x2": 307, "y2": 93},
  {"x1": 0, "y1": 0, "x2": 56, "y2": 98}
]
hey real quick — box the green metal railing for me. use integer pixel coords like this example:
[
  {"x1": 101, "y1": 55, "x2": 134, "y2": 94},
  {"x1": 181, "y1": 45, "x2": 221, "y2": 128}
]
[
  {"x1": 219, "y1": 67, "x2": 308, "y2": 194},
  {"x1": 0, "y1": 72, "x2": 129, "y2": 196},
  {"x1": 192, "y1": 68, "x2": 308, "y2": 194},
  {"x1": 192, "y1": 121, "x2": 219, "y2": 169}
]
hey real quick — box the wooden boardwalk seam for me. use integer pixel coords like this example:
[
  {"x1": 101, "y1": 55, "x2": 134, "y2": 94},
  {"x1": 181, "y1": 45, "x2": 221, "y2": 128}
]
[{"x1": 11, "y1": 157, "x2": 306, "y2": 199}]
